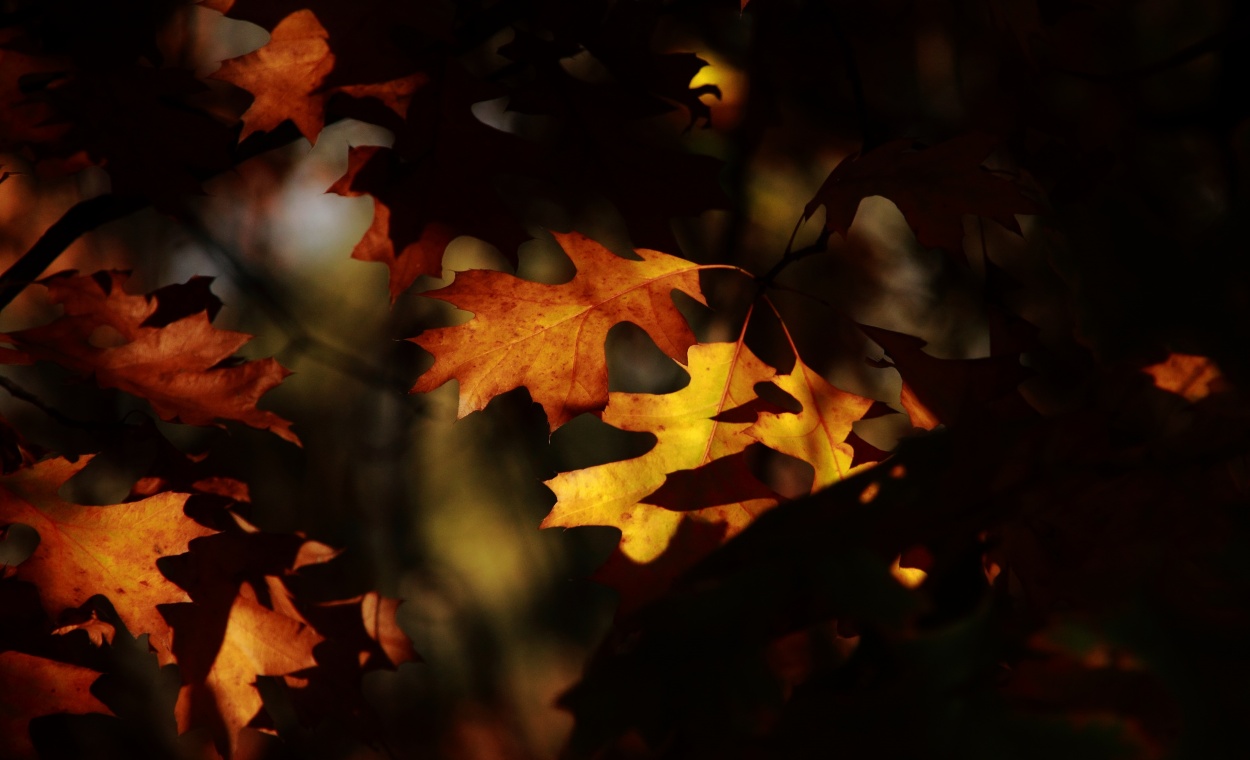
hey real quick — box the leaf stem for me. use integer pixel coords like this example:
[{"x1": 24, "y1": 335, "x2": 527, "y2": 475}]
[
  {"x1": 0, "y1": 194, "x2": 145, "y2": 313},
  {"x1": 755, "y1": 225, "x2": 832, "y2": 291}
]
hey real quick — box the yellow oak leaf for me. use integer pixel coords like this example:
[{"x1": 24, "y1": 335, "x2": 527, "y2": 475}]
[
  {"x1": 412, "y1": 231, "x2": 712, "y2": 430},
  {"x1": 542, "y1": 341, "x2": 779, "y2": 562},
  {"x1": 748, "y1": 356, "x2": 874, "y2": 492}
]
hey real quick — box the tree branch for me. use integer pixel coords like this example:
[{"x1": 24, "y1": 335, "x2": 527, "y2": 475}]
[
  {"x1": 756, "y1": 226, "x2": 832, "y2": 290},
  {"x1": 0, "y1": 374, "x2": 116, "y2": 429},
  {"x1": 0, "y1": 194, "x2": 146, "y2": 313}
]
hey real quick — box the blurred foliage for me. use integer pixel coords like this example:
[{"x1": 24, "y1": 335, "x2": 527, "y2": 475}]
[{"x1": 0, "y1": 0, "x2": 1248, "y2": 757}]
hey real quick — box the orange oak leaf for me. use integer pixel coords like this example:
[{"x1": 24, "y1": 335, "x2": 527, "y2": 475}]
[
  {"x1": 351, "y1": 592, "x2": 419, "y2": 669},
  {"x1": 898, "y1": 382, "x2": 940, "y2": 431},
  {"x1": 211, "y1": 10, "x2": 425, "y2": 143},
  {"x1": 0, "y1": 456, "x2": 211, "y2": 663},
  {"x1": 805, "y1": 133, "x2": 1040, "y2": 254},
  {"x1": 166, "y1": 582, "x2": 324, "y2": 757},
  {"x1": 747, "y1": 355, "x2": 875, "y2": 492},
  {"x1": 542, "y1": 341, "x2": 779, "y2": 562},
  {"x1": 1, "y1": 271, "x2": 298, "y2": 445},
  {"x1": 0, "y1": 651, "x2": 109, "y2": 759},
  {"x1": 212, "y1": 10, "x2": 334, "y2": 143},
  {"x1": 256, "y1": 574, "x2": 417, "y2": 671},
  {"x1": 204, "y1": 0, "x2": 451, "y2": 87},
  {"x1": 412, "y1": 231, "x2": 714, "y2": 430},
  {"x1": 259, "y1": 579, "x2": 417, "y2": 738},
  {"x1": 1143, "y1": 353, "x2": 1224, "y2": 402}
]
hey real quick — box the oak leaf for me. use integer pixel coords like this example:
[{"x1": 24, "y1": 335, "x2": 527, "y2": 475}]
[
  {"x1": 1143, "y1": 353, "x2": 1223, "y2": 402},
  {"x1": 542, "y1": 342, "x2": 779, "y2": 562},
  {"x1": 747, "y1": 356, "x2": 875, "y2": 492},
  {"x1": 0, "y1": 456, "x2": 211, "y2": 663},
  {"x1": 860, "y1": 323, "x2": 1033, "y2": 428},
  {"x1": 0, "y1": 6, "x2": 235, "y2": 204},
  {"x1": 211, "y1": 10, "x2": 425, "y2": 143},
  {"x1": 1, "y1": 271, "x2": 297, "y2": 444},
  {"x1": 412, "y1": 231, "x2": 711, "y2": 431},
  {"x1": 205, "y1": 0, "x2": 450, "y2": 88},
  {"x1": 327, "y1": 64, "x2": 539, "y2": 300},
  {"x1": 165, "y1": 582, "x2": 324, "y2": 758},
  {"x1": 592, "y1": 518, "x2": 729, "y2": 618},
  {"x1": 805, "y1": 133, "x2": 1039, "y2": 254},
  {"x1": 0, "y1": 651, "x2": 109, "y2": 760}
]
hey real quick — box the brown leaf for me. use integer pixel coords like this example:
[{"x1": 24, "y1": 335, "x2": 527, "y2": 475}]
[
  {"x1": 1, "y1": 271, "x2": 298, "y2": 445},
  {"x1": 212, "y1": 10, "x2": 426, "y2": 143},
  {"x1": 805, "y1": 133, "x2": 1040, "y2": 255},
  {"x1": 860, "y1": 323, "x2": 1034, "y2": 428},
  {"x1": 326, "y1": 65, "x2": 538, "y2": 301}
]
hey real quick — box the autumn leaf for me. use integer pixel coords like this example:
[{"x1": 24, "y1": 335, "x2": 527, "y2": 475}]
[
  {"x1": 326, "y1": 63, "x2": 539, "y2": 300},
  {"x1": 0, "y1": 456, "x2": 211, "y2": 663},
  {"x1": 153, "y1": 513, "x2": 415, "y2": 754},
  {"x1": 0, "y1": 271, "x2": 298, "y2": 444},
  {"x1": 592, "y1": 518, "x2": 729, "y2": 618},
  {"x1": 212, "y1": 10, "x2": 425, "y2": 143},
  {"x1": 165, "y1": 582, "x2": 324, "y2": 757},
  {"x1": 860, "y1": 323, "x2": 1033, "y2": 428},
  {"x1": 1143, "y1": 353, "x2": 1224, "y2": 402},
  {"x1": 898, "y1": 382, "x2": 941, "y2": 431},
  {"x1": 328, "y1": 142, "x2": 511, "y2": 302},
  {"x1": 805, "y1": 133, "x2": 1040, "y2": 254},
  {"x1": 413, "y1": 231, "x2": 719, "y2": 431},
  {"x1": 205, "y1": 0, "x2": 451, "y2": 87},
  {"x1": 747, "y1": 354, "x2": 875, "y2": 492},
  {"x1": 0, "y1": 651, "x2": 109, "y2": 760},
  {"x1": 542, "y1": 341, "x2": 779, "y2": 562},
  {"x1": 0, "y1": 14, "x2": 236, "y2": 203}
]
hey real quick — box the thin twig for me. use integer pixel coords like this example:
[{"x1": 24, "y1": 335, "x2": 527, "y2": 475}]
[
  {"x1": 175, "y1": 215, "x2": 424, "y2": 410},
  {"x1": 0, "y1": 195, "x2": 146, "y2": 312},
  {"x1": 755, "y1": 225, "x2": 832, "y2": 290},
  {"x1": 0, "y1": 374, "x2": 117, "y2": 429},
  {"x1": 828, "y1": 10, "x2": 877, "y2": 150},
  {"x1": 0, "y1": 0, "x2": 533, "y2": 318},
  {"x1": 0, "y1": 122, "x2": 316, "y2": 317},
  {"x1": 1055, "y1": 23, "x2": 1247, "y2": 83}
]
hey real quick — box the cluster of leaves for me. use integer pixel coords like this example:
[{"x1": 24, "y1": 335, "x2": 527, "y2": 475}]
[
  {"x1": 0, "y1": 273, "x2": 415, "y2": 758},
  {"x1": 2, "y1": 0, "x2": 1249, "y2": 758}
]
